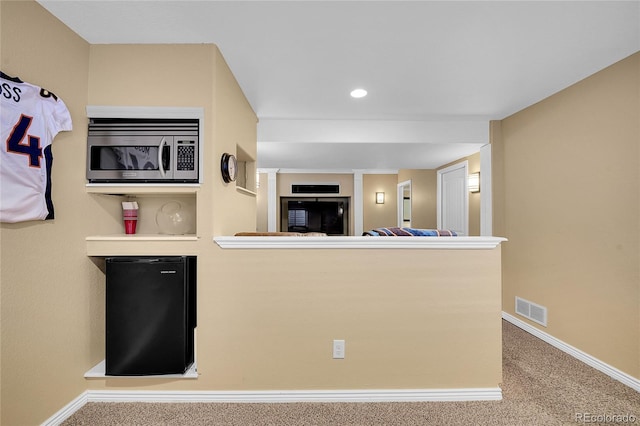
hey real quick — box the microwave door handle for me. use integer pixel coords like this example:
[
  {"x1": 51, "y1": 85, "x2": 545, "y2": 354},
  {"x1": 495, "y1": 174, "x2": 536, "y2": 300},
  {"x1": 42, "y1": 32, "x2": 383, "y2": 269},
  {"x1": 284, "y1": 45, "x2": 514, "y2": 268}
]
[{"x1": 158, "y1": 137, "x2": 167, "y2": 177}]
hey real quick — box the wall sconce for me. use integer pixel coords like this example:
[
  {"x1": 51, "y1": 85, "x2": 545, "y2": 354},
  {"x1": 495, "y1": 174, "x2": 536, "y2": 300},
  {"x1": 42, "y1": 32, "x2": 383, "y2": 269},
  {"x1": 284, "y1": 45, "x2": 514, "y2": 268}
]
[
  {"x1": 468, "y1": 172, "x2": 480, "y2": 193},
  {"x1": 376, "y1": 192, "x2": 385, "y2": 204}
]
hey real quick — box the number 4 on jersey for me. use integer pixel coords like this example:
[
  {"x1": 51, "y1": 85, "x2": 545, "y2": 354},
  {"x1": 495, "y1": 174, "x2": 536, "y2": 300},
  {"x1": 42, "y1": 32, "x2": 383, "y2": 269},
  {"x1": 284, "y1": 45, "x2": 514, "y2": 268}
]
[{"x1": 6, "y1": 114, "x2": 42, "y2": 168}]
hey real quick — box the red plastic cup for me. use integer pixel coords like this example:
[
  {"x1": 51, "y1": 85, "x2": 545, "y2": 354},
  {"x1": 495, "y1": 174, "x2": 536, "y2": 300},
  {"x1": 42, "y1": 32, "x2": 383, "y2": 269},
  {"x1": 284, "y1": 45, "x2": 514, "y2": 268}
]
[
  {"x1": 124, "y1": 219, "x2": 137, "y2": 234},
  {"x1": 123, "y1": 209, "x2": 138, "y2": 234}
]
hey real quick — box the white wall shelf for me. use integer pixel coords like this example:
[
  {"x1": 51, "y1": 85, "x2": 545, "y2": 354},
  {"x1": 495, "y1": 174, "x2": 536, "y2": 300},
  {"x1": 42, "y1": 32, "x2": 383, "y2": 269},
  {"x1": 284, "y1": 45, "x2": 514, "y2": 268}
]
[
  {"x1": 87, "y1": 234, "x2": 197, "y2": 241},
  {"x1": 84, "y1": 360, "x2": 198, "y2": 379},
  {"x1": 236, "y1": 186, "x2": 257, "y2": 197},
  {"x1": 87, "y1": 234, "x2": 199, "y2": 256},
  {"x1": 86, "y1": 184, "x2": 199, "y2": 195}
]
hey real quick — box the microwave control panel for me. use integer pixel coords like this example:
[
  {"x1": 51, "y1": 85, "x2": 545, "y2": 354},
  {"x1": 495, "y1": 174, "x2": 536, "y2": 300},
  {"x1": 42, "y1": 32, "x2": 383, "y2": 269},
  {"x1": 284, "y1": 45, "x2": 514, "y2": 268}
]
[{"x1": 176, "y1": 140, "x2": 196, "y2": 171}]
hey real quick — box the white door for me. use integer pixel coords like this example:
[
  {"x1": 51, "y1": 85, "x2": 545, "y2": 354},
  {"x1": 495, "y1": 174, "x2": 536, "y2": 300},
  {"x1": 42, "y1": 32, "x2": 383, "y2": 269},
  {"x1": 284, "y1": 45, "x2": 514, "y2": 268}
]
[{"x1": 437, "y1": 161, "x2": 468, "y2": 235}]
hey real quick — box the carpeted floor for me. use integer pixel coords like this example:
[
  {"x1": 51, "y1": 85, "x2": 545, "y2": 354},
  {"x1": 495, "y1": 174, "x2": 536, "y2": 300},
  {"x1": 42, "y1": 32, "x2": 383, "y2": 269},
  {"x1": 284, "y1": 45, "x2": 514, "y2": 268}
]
[{"x1": 62, "y1": 321, "x2": 640, "y2": 425}]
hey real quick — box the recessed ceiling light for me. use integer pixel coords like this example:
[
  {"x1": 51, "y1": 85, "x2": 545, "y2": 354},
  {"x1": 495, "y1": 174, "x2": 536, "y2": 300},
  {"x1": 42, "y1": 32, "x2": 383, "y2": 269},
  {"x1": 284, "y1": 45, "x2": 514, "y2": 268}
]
[{"x1": 350, "y1": 88, "x2": 368, "y2": 98}]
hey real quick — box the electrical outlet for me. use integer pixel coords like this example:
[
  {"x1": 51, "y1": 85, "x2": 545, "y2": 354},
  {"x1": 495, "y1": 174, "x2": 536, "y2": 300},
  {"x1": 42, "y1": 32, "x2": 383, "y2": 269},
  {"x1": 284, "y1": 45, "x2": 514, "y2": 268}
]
[{"x1": 333, "y1": 339, "x2": 345, "y2": 359}]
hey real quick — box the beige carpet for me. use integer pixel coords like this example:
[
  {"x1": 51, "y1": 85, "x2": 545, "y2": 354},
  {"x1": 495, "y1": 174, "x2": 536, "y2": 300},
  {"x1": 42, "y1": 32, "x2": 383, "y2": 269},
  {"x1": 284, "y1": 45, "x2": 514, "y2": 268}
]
[{"x1": 62, "y1": 321, "x2": 640, "y2": 425}]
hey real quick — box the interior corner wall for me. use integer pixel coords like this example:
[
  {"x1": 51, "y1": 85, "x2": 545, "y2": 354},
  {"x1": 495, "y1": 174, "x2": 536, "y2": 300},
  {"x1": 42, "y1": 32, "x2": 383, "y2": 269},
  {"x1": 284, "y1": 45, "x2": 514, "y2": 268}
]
[
  {"x1": 499, "y1": 52, "x2": 640, "y2": 378},
  {"x1": 1, "y1": 1, "x2": 94, "y2": 425},
  {"x1": 212, "y1": 47, "x2": 258, "y2": 236}
]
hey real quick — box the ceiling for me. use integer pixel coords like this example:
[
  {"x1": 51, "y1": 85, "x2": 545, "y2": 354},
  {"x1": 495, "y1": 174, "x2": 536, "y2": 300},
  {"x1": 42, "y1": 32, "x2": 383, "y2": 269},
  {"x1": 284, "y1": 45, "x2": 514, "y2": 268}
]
[{"x1": 37, "y1": 0, "x2": 640, "y2": 171}]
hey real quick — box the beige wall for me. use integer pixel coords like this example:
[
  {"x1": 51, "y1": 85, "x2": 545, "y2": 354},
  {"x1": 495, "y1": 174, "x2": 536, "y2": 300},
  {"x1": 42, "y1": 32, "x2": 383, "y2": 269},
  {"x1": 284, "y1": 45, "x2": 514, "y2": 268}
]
[
  {"x1": 200, "y1": 246, "x2": 503, "y2": 390},
  {"x1": 398, "y1": 169, "x2": 438, "y2": 230},
  {"x1": 362, "y1": 174, "x2": 397, "y2": 231},
  {"x1": 497, "y1": 52, "x2": 640, "y2": 377},
  {"x1": 1, "y1": 2, "x2": 93, "y2": 425}
]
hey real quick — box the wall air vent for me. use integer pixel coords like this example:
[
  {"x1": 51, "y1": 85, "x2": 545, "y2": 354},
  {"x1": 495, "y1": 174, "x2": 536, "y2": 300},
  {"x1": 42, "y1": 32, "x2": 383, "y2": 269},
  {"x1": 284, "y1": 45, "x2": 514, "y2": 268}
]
[
  {"x1": 292, "y1": 184, "x2": 340, "y2": 194},
  {"x1": 515, "y1": 296, "x2": 548, "y2": 327}
]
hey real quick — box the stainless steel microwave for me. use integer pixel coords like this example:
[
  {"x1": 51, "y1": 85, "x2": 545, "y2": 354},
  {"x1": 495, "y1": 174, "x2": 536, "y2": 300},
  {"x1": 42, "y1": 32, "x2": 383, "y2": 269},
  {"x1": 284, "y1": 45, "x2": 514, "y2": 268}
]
[{"x1": 86, "y1": 118, "x2": 199, "y2": 183}]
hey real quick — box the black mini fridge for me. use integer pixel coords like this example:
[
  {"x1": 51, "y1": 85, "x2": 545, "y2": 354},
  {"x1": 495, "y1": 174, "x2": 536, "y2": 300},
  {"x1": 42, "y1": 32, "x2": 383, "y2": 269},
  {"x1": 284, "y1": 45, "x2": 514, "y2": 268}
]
[{"x1": 105, "y1": 256, "x2": 196, "y2": 375}]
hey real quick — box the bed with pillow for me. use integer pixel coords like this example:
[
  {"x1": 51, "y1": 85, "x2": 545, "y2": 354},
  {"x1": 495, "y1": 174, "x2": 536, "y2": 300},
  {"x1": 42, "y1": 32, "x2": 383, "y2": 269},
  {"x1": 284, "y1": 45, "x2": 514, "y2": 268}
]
[
  {"x1": 234, "y1": 232, "x2": 327, "y2": 237},
  {"x1": 362, "y1": 227, "x2": 457, "y2": 237}
]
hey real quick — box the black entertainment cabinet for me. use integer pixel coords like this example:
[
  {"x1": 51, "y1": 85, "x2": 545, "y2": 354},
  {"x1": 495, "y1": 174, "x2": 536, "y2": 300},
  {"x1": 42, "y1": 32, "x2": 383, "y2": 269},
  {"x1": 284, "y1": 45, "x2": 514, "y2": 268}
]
[{"x1": 280, "y1": 197, "x2": 350, "y2": 235}]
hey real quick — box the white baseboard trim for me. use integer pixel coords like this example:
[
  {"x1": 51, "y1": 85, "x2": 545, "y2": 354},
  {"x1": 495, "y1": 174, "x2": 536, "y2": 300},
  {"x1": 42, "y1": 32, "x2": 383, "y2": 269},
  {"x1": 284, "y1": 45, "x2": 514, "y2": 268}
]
[
  {"x1": 502, "y1": 311, "x2": 640, "y2": 393},
  {"x1": 85, "y1": 387, "x2": 503, "y2": 403},
  {"x1": 42, "y1": 387, "x2": 502, "y2": 424},
  {"x1": 42, "y1": 391, "x2": 88, "y2": 426}
]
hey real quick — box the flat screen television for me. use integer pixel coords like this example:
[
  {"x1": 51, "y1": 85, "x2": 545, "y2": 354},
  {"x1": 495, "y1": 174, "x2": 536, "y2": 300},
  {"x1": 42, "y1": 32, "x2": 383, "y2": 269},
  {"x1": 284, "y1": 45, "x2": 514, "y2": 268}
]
[{"x1": 280, "y1": 197, "x2": 349, "y2": 235}]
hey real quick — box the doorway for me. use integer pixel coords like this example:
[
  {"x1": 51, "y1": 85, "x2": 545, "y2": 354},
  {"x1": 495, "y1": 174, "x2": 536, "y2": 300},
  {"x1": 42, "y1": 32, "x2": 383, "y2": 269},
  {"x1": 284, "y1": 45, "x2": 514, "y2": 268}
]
[{"x1": 397, "y1": 180, "x2": 411, "y2": 227}]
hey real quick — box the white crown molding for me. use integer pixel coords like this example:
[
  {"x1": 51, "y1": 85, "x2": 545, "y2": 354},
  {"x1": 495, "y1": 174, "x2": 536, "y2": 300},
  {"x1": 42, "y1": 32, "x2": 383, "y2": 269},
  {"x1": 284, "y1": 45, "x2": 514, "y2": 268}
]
[{"x1": 502, "y1": 312, "x2": 640, "y2": 393}]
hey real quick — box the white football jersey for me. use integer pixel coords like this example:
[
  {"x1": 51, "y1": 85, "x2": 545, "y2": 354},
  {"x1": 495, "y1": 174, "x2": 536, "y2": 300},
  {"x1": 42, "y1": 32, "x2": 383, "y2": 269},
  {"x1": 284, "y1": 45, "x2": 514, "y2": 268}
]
[{"x1": 0, "y1": 72, "x2": 72, "y2": 223}]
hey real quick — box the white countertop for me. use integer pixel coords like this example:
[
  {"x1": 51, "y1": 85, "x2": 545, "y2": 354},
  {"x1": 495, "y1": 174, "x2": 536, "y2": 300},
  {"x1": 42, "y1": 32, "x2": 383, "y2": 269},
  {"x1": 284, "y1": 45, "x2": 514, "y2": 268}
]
[{"x1": 214, "y1": 236, "x2": 506, "y2": 249}]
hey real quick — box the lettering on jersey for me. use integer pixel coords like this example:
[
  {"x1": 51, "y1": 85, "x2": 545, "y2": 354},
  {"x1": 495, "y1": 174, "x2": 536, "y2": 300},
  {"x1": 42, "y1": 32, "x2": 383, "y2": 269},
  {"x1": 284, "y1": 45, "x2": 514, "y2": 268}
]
[
  {"x1": 1, "y1": 82, "x2": 21, "y2": 103},
  {"x1": 39, "y1": 88, "x2": 58, "y2": 101},
  {"x1": 6, "y1": 114, "x2": 43, "y2": 168}
]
